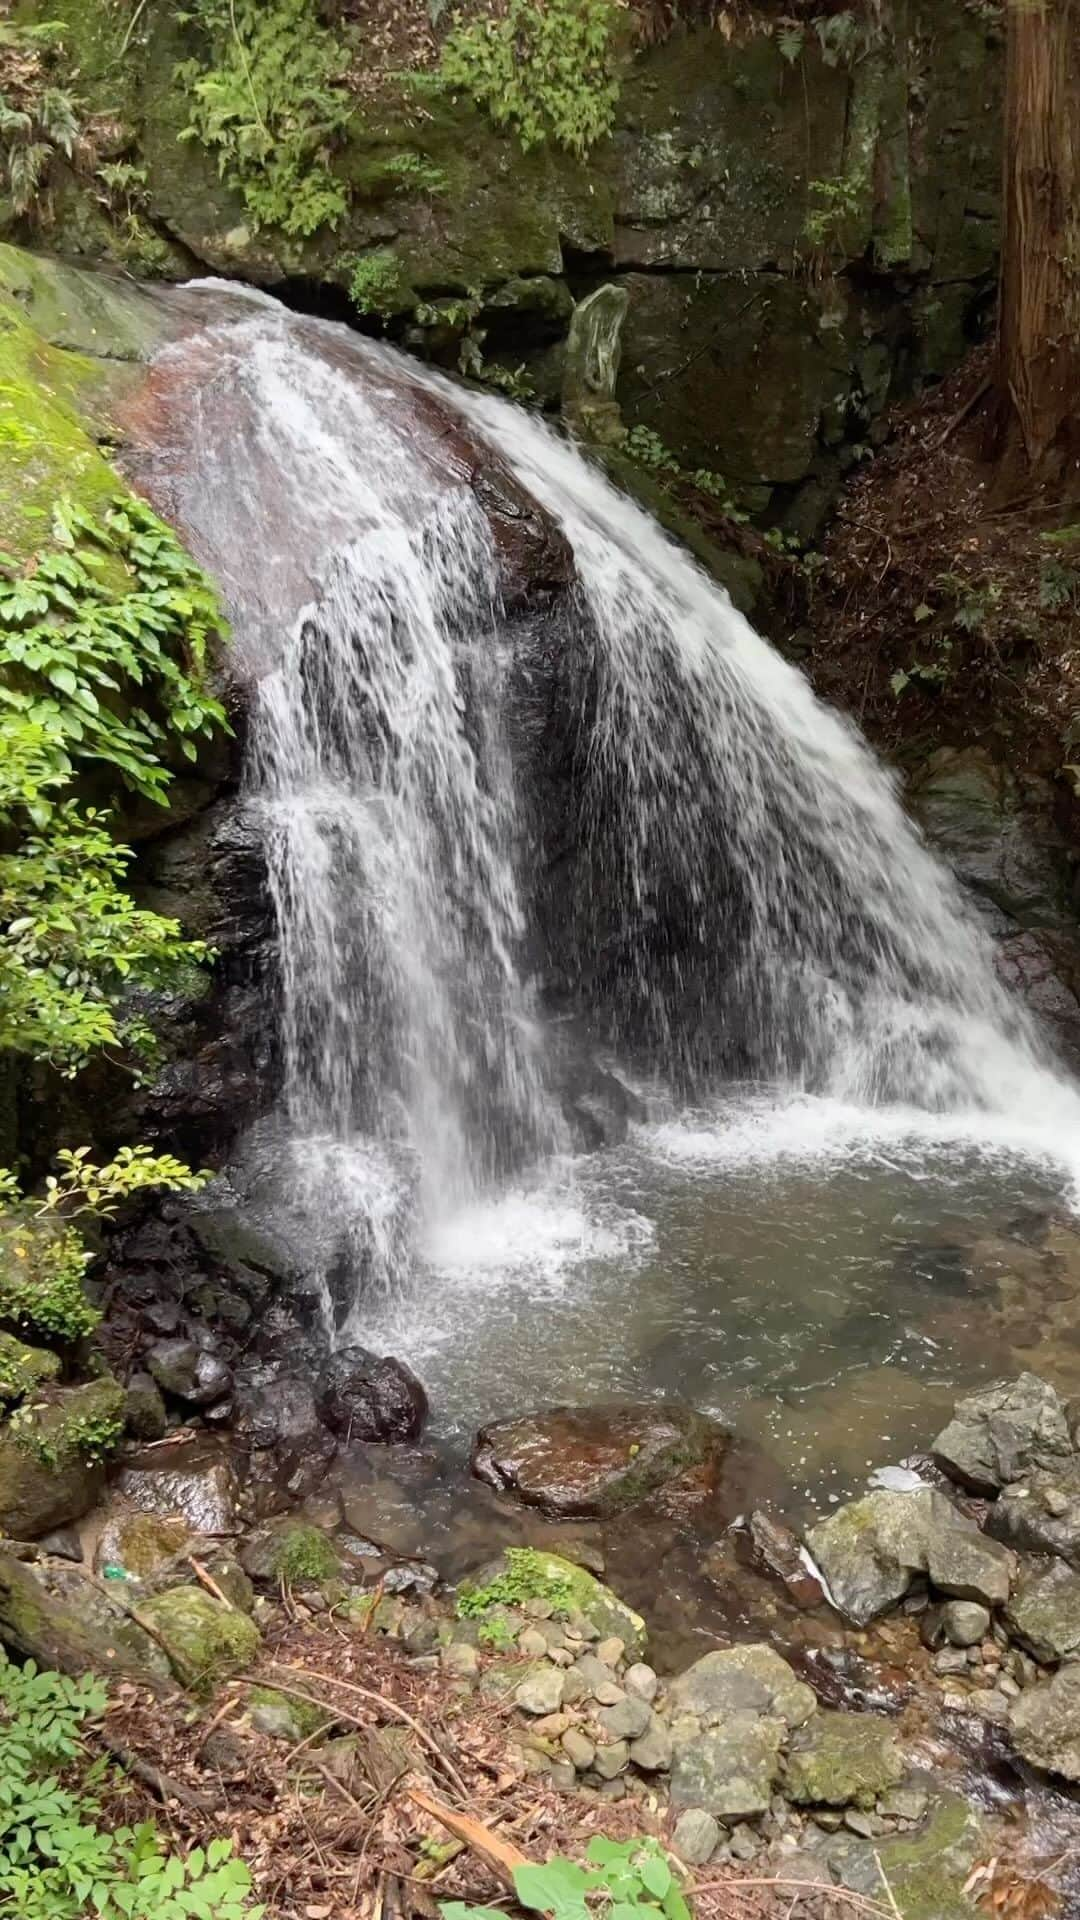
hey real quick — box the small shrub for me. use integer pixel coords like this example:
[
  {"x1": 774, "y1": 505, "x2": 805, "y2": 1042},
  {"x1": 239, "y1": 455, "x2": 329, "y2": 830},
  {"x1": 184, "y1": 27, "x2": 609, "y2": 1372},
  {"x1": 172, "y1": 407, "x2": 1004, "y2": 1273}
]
[
  {"x1": 0, "y1": 20, "x2": 81, "y2": 219},
  {"x1": 349, "y1": 248, "x2": 414, "y2": 316},
  {"x1": 442, "y1": 1836, "x2": 691, "y2": 1920},
  {"x1": 439, "y1": 0, "x2": 621, "y2": 156}
]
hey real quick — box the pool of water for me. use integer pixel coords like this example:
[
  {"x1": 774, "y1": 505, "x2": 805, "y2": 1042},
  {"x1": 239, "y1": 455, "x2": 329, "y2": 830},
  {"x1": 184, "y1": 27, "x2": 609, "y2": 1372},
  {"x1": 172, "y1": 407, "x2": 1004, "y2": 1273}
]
[{"x1": 361, "y1": 1087, "x2": 1080, "y2": 1513}]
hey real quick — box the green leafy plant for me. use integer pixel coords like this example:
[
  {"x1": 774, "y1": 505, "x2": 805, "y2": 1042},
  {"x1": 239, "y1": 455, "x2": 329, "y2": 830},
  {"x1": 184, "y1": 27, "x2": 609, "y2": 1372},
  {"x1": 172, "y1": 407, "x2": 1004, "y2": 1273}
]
[
  {"x1": 457, "y1": 1548, "x2": 579, "y2": 1619},
  {"x1": 1039, "y1": 555, "x2": 1080, "y2": 611},
  {"x1": 439, "y1": 0, "x2": 621, "y2": 156},
  {"x1": 442, "y1": 1837, "x2": 691, "y2": 1920},
  {"x1": 349, "y1": 248, "x2": 414, "y2": 317},
  {"x1": 0, "y1": 494, "x2": 228, "y2": 1074},
  {"x1": 803, "y1": 173, "x2": 863, "y2": 257},
  {"x1": 0, "y1": 15, "x2": 81, "y2": 220},
  {"x1": 0, "y1": 1654, "x2": 263, "y2": 1918},
  {"x1": 622, "y1": 425, "x2": 750, "y2": 522},
  {"x1": 176, "y1": 0, "x2": 351, "y2": 237}
]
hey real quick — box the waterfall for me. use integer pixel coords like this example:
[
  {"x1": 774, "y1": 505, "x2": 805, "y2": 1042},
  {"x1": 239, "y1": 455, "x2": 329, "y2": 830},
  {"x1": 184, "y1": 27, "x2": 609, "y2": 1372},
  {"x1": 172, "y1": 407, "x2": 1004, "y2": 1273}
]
[{"x1": 134, "y1": 286, "x2": 1080, "y2": 1329}]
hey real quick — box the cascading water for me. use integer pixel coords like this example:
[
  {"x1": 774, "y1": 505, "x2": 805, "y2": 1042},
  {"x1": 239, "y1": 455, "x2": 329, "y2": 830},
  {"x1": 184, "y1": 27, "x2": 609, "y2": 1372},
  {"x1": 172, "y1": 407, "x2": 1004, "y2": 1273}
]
[{"x1": 133, "y1": 284, "x2": 1080, "y2": 1443}]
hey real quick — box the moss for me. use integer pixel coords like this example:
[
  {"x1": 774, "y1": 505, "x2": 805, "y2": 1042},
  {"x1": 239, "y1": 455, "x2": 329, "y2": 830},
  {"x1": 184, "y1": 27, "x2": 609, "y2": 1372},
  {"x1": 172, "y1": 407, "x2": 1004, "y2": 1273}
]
[
  {"x1": 248, "y1": 1684, "x2": 329, "y2": 1740},
  {"x1": 269, "y1": 1525, "x2": 340, "y2": 1586},
  {"x1": 14, "y1": 1374, "x2": 126, "y2": 1468},
  {"x1": 457, "y1": 1549, "x2": 646, "y2": 1656},
  {"x1": 136, "y1": 1585, "x2": 261, "y2": 1696},
  {"x1": 0, "y1": 1332, "x2": 60, "y2": 1405},
  {"x1": 784, "y1": 1712, "x2": 905, "y2": 1810},
  {"x1": 348, "y1": 247, "x2": 417, "y2": 317}
]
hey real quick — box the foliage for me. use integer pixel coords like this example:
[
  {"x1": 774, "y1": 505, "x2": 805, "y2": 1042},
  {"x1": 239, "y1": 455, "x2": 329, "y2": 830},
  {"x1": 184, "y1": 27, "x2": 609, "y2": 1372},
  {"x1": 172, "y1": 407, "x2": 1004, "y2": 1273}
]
[
  {"x1": 0, "y1": 16, "x2": 81, "y2": 219},
  {"x1": 270, "y1": 1525, "x2": 340, "y2": 1585},
  {"x1": 474, "y1": 1614, "x2": 516, "y2": 1651},
  {"x1": 803, "y1": 174, "x2": 863, "y2": 257},
  {"x1": 0, "y1": 1330, "x2": 58, "y2": 1405},
  {"x1": 0, "y1": 495, "x2": 227, "y2": 1075},
  {"x1": 442, "y1": 1837, "x2": 692, "y2": 1920},
  {"x1": 457, "y1": 1548, "x2": 580, "y2": 1619},
  {"x1": 622, "y1": 425, "x2": 750, "y2": 522},
  {"x1": 1038, "y1": 556, "x2": 1080, "y2": 611},
  {"x1": 349, "y1": 248, "x2": 413, "y2": 316},
  {"x1": 10, "y1": 1374, "x2": 126, "y2": 1468},
  {"x1": 0, "y1": 1151, "x2": 211, "y2": 1346},
  {"x1": 0, "y1": 1654, "x2": 263, "y2": 1918},
  {"x1": 176, "y1": 0, "x2": 351, "y2": 237},
  {"x1": 439, "y1": 0, "x2": 621, "y2": 156}
]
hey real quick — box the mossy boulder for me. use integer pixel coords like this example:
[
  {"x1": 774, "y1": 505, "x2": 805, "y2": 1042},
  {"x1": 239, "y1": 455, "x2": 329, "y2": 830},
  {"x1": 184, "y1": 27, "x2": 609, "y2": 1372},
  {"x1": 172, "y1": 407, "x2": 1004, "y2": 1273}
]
[
  {"x1": 247, "y1": 1684, "x2": 331, "y2": 1743},
  {"x1": 239, "y1": 1519, "x2": 343, "y2": 1587},
  {"x1": 135, "y1": 1584, "x2": 260, "y2": 1694},
  {"x1": 472, "y1": 1401, "x2": 724, "y2": 1519},
  {"x1": 94, "y1": 1509, "x2": 192, "y2": 1580},
  {"x1": 457, "y1": 1548, "x2": 646, "y2": 1659},
  {"x1": 825, "y1": 1790, "x2": 987, "y2": 1920},
  {"x1": 0, "y1": 1333, "x2": 60, "y2": 1406},
  {"x1": 0, "y1": 1376, "x2": 125, "y2": 1539},
  {"x1": 784, "y1": 1711, "x2": 905, "y2": 1809},
  {"x1": 0, "y1": 1548, "x2": 173, "y2": 1688}
]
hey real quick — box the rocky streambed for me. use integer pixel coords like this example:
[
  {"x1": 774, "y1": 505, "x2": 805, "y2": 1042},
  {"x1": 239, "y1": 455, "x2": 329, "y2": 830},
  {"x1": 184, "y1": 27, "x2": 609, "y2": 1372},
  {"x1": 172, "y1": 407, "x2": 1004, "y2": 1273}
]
[{"x1": 0, "y1": 1360, "x2": 1079, "y2": 1915}]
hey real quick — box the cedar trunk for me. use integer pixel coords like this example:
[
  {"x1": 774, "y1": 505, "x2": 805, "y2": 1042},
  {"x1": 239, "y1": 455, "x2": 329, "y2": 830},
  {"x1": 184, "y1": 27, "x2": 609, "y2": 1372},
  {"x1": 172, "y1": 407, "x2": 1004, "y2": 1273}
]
[{"x1": 995, "y1": 0, "x2": 1080, "y2": 486}]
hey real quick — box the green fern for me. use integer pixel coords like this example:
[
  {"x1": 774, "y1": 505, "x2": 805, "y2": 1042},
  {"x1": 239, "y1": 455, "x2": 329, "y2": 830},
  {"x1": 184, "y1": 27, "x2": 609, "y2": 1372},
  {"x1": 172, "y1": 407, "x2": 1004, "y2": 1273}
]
[{"x1": 439, "y1": 0, "x2": 621, "y2": 156}]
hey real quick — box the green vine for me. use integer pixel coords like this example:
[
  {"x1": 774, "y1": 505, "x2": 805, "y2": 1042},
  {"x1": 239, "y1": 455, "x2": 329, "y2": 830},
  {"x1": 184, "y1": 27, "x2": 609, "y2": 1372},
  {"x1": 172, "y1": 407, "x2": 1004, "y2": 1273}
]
[
  {"x1": 439, "y1": 0, "x2": 621, "y2": 156},
  {"x1": 0, "y1": 494, "x2": 228, "y2": 1075},
  {"x1": 176, "y1": 0, "x2": 352, "y2": 237}
]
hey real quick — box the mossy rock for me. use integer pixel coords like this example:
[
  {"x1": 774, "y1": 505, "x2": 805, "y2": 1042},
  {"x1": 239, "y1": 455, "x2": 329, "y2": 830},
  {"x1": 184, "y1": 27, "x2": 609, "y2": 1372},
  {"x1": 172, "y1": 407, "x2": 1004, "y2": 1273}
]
[
  {"x1": 457, "y1": 1548, "x2": 646, "y2": 1659},
  {"x1": 784, "y1": 1710, "x2": 905, "y2": 1810},
  {"x1": 247, "y1": 1684, "x2": 330, "y2": 1743},
  {"x1": 96, "y1": 1509, "x2": 191, "y2": 1580},
  {"x1": 239, "y1": 1520, "x2": 343, "y2": 1587},
  {"x1": 0, "y1": 1550, "x2": 173, "y2": 1688},
  {"x1": 0, "y1": 1333, "x2": 60, "y2": 1406},
  {"x1": 135, "y1": 1584, "x2": 261, "y2": 1694},
  {"x1": 0, "y1": 1377, "x2": 124, "y2": 1538},
  {"x1": 826, "y1": 1789, "x2": 987, "y2": 1920}
]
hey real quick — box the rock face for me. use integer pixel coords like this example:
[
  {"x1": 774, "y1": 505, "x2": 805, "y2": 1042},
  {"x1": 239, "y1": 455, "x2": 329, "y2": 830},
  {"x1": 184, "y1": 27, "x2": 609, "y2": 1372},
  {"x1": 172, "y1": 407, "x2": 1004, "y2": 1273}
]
[
  {"x1": 318, "y1": 1348, "x2": 428, "y2": 1444},
  {"x1": 1010, "y1": 1664, "x2": 1080, "y2": 1780},
  {"x1": 806, "y1": 1489, "x2": 1015, "y2": 1625},
  {"x1": 471, "y1": 1402, "x2": 723, "y2": 1517},
  {"x1": 932, "y1": 1373, "x2": 1073, "y2": 1495}
]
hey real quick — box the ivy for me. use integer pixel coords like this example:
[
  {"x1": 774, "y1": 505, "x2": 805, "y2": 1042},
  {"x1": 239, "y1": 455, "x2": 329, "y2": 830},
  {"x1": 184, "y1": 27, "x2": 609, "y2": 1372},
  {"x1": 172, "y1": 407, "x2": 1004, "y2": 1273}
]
[
  {"x1": 176, "y1": 0, "x2": 352, "y2": 237},
  {"x1": 439, "y1": 0, "x2": 621, "y2": 156},
  {"x1": 0, "y1": 495, "x2": 228, "y2": 1076},
  {"x1": 0, "y1": 1654, "x2": 264, "y2": 1918}
]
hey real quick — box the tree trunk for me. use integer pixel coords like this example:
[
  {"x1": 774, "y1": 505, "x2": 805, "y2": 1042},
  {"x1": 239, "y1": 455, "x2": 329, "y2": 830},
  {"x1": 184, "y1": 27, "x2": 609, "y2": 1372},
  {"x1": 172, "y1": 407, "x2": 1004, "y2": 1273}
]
[{"x1": 995, "y1": 0, "x2": 1080, "y2": 487}]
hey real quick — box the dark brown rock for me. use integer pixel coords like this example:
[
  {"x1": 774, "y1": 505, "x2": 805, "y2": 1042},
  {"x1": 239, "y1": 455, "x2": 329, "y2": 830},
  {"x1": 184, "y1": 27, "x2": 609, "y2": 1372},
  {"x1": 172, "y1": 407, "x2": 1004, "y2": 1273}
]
[
  {"x1": 318, "y1": 1348, "x2": 428, "y2": 1444},
  {"x1": 471, "y1": 1402, "x2": 725, "y2": 1518}
]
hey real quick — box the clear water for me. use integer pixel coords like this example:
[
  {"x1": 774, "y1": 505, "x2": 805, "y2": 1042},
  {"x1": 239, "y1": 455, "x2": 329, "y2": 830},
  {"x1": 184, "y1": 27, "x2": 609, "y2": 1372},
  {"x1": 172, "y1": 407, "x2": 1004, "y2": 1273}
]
[{"x1": 132, "y1": 284, "x2": 1080, "y2": 1487}]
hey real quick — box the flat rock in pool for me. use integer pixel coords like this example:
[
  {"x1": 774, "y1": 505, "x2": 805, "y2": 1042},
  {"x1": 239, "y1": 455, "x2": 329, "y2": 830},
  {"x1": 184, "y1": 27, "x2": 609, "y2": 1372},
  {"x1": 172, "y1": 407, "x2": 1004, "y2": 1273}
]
[{"x1": 471, "y1": 1403, "x2": 725, "y2": 1517}]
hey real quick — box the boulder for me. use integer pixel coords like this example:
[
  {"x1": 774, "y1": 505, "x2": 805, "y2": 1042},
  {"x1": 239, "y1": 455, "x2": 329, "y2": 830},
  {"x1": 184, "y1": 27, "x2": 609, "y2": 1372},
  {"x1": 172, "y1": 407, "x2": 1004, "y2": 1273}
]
[
  {"x1": 667, "y1": 1645, "x2": 817, "y2": 1731},
  {"x1": 783, "y1": 1712, "x2": 905, "y2": 1809},
  {"x1": 823, "y1": 1789, "x2": 987, "y2": 1920},
  {"x1": 146, "y1": 1337, "x2": 232, "y2": 1407},
  {"x1": 471, "y1": 1402, "x2": 723, "y2": 1518},
  {"x1": 457, "y1": 1549, "x2": 646, "y2": 1659},
  {"x1": 1004, "y1": 1559, "x2": 1080, "y2": 1666},
  {"x1": 986, "y1": 1461, "x2": 1080, "y2": 1564},
  {"x1": 806, "y1": 1489, "x2": 1015, "y2": 1626},
  {"x1": 1010, "y1": 1663, "x2": 1080, "y2": 1780},
  {"x1": 0, "y1": 1333, "x2": 60, "y2": 1406},
  {"x1": 135, "y1": 1584, "x2": 261, "y2": 1695},
  {"x1": 318, "y1": 1348, "x2": 428, "y2": 1443},
  {"x1": 0, "y1": 1378, "x2": 125, "y2": 1539},
  {"x1": 0, "y1": 1550, "x2": 172, "y2": 1689},
  {"x1": 95, "y1": 1508, "x2": 193, "y2": 1579},
  {"x1": 932, "y1": 1374, "x2": 1072, "y2": 1495},
  {"x1": 238, "y1": 1519, "x2": 343, "y2": 1587},
  {"x1": 123, "y1": 1372, "x2": 168, "y2": 1441},
  {"x1": 116, "y1": 1441, "x2": 242, "y2": 1535},
  {"x1": 670, "y1": 1713, "x2": 785, "y2": 1820}
]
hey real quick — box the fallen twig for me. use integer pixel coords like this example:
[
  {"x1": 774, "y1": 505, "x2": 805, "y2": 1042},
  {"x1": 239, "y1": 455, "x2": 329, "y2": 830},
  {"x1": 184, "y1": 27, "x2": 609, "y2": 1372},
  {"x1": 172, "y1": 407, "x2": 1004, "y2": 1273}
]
[
  {"x1": 264, "y1": 1663, "x2": 471, "y2": 1800},
  {"x1": 407, "y1": 1786, "x2": 531, "y2": 1891}
]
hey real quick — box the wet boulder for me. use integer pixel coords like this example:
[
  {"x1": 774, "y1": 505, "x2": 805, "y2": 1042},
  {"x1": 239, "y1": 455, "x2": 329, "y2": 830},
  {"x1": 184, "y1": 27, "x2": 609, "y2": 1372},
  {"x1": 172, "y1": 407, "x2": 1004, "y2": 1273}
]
[
  {"x1": 471, "y1": 1401, "x2": 724, "y2": 1518},
  {"x1": 806, "y1": 1488, "x2": 1015, "y2": 1626},
  {"x1": 1004, "y1": 1559, "x2": 1080, "y2": 1665},
  {"x1": 985, "y1": 1460, "x2": 1080, "y2": 1564},
  {"x1": 1010, "y1": 1663, "x2": 1080, "y2": 1780},
  {"x1": 146, "y1": 1337, "x2": 233, "y2": 1408},
  {"x1": 123, "y1": 1372, "x2": 168, "y2": 1441},
  {"x1": 932, "y1": 1373, "x2": 1073, "y2": 1495},
  {"x1": 783, "y1": 1711, "x2": 905, "y2": 1809},
  {"x1": 116, "y1": 1441, "x2": 243, "y2": 1535},
  {"x1": 318, "y1": 1348, "x2": 428, "y2": 1444}
]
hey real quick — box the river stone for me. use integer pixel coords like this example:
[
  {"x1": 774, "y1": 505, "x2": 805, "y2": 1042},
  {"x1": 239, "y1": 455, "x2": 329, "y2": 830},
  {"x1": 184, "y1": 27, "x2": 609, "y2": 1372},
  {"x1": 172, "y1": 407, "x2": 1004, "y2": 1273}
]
[
  {"x1": 1010, "y1": 1663, "x2": 1080, "y2": 1779},
  {"x1": 471, "y1": 1401, "x2": 723, "y2": 1518},
  {"x1": 625, "y1": 1662, "x2": 658, "y2": 1702},
  {"x1": 932, "y1": 1374, "x2": 1073, "y2": 1495},
  {"x1": 986, "y1": 1461, "x2": 1080, "y2": 1564},
  {"x1": 806, "y1": 1489, "x2": 1015, "y2": 1625},
  {"x1": 598, "y1": 1694, "x2": 651, "y2": 1741},
  {"x1": 116, "y1": 1443, "x2": 242, "y2": 1535},
  {"x1": 135, "y1": 1584, "x2": 261, "y2": 1695},
  {"x1": 670, "y1": 1713, "x2": 785, "y2": 1819},
  {"x1": 783, "y1": 1712, "x2": 905, "y2": 1809},
  {"x1": 940, "y1": 1600, "x2": 990, "y2": 1648},
  {"x1": 146, "y1": 1338, "x2": 232, "y2": 1408},
  {"x1": 667, "y1": 1645, "x2": 817, "y2": 1729},
  {"x1": 1004, "y1": 1559, "x2": 1080, "y2": 1665},
  {"x1": 458, "y1": 1550, "x2": 646, "y2": 1659},
  {"x1": 672, "y1": 1810, "x2": 719, "y2": 1866},
  {"x1": 318, "y1": 1347, "x2": 428, "y2": 1442}
]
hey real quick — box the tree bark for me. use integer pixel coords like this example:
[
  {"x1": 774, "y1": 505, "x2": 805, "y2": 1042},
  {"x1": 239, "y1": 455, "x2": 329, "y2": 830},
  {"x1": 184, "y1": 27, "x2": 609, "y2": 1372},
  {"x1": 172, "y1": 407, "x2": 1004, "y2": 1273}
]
[{"x1": 995, "y1": 0, "x2": 1080, "y2": 487}]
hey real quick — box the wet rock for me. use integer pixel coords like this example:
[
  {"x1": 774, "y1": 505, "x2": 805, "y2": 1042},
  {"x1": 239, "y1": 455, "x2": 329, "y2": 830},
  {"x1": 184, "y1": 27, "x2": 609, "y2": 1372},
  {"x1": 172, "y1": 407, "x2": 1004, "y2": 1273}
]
[
  {"x1": 783, "y1": 1712, "x2": 905, "y2": 1809},
  {"x1": 667, "y1": 1645, "x2": 817, "y2": 1730},
  {"x1": 670, "y1": 1714, "x2": 785, "y2": 1820},
  {"x1": 123, "y1": 1373, "x2": 168, "y2": 1442},
  {"x1": 117, "y1": 1442, "x2": 242, "y2": 1535},
  {"x1": 318, "y1": 1348, "x2": 428, "y2": 1443},
  {"x1": 823, "y1": 1790, "x2": 987, "y2": 1919},
  {"x1": 940, "y1": 1600, "x2": 991, "y2": 1648},
  {"x1": 95, "y1": 1509, "x2": 192, "y2": 1579},
  {"x1": 471, "y1": 1402, "x2": 724, "y2": 1518},
  {"x1": 1009, "y1": 1663, "x2": 1080, "y2": 1779},
  {"x1": 234, "y1": 1371, "x2": 326, "y2": 1451},
  {"x1": 1004, "y1": 1559, "x2": 1080, "y2": 1665},
  {"x1": 806, "y1": 1489, "x2": 1015, "y2": 1626},
  {"x1": 986, "y1": 1461, "x2": 1080, "y2": 1564},
  {"x1": 932, "y1": 1374, "x2": 1072, "y2": 1495},
  {"x1": 671, "y1": 1809, "x2": 719, "y2": 1866},
  {"x1": 748, "y1": 1510, "x2": 824, "y2": 1609},
  {"x1": 147, "y1": 1338, "x2": 233, "y2": 1409},
  {"x1": 136, "y1": 1585, "x2": 261, "y2": 1695}
]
